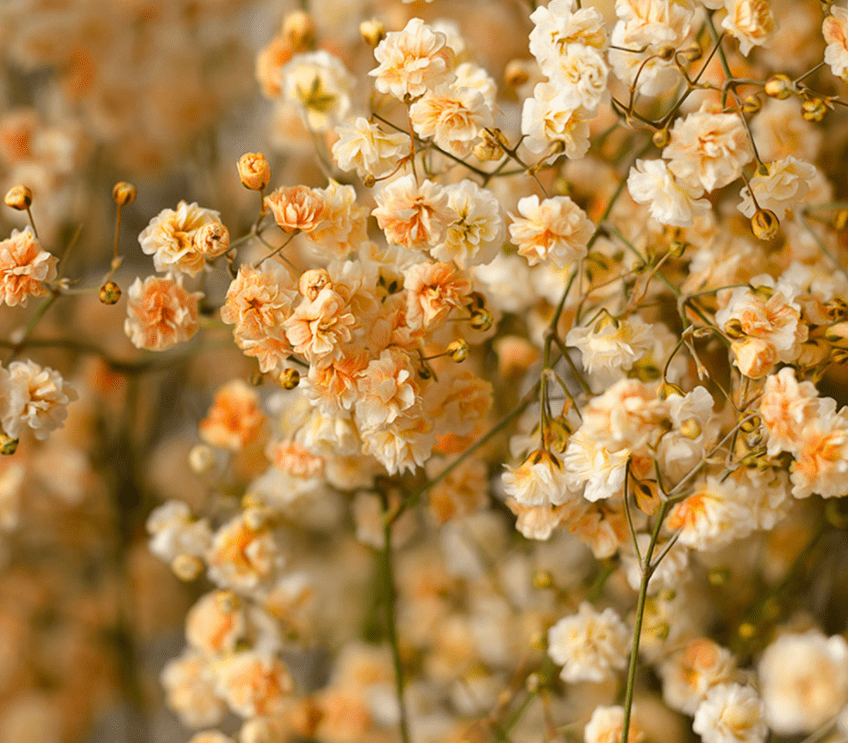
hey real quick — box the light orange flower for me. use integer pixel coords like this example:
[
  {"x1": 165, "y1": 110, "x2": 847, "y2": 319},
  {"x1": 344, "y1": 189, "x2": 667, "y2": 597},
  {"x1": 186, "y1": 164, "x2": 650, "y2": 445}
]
[
  {"x1": 199, "y1": 380, "x2": 266, "y2": 451},
  {"x1": 283, "y1": 287, "x2": 357, "y2": 365},
  {"x1": 403, "y1": 261, "x2": 473, "y2": 330},
  {"x1": 0, "y1": 227, "x2": 57, "y2": 307},
  {"x1": 372, "y1": 174, "x2": 452, "y2": 251},
  {"x1": 124, "y1": 274, "x2": 202, "y2": 351},
  {"x1": 265, "y1": 186, "x2": 328, "y2": 233}
]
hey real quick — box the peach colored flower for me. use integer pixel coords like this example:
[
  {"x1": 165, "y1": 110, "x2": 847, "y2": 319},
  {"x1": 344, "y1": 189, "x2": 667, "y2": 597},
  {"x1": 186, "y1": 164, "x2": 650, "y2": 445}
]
[
  {"x1": 185, "y1": 591, "x2": 245, "y2": 656},
  {"x1": 139, "y1": 201, "x2": 222, "y2": 277},
  {"x1": 824, "y1": 7, "x2": 848, "y2": 80},
  {"x1": 427, "y1": 457, "x2": 488, "y2": 524},
  {"x1": 372, "y1": 174, "x2": 452, "y2": 251},
  {"x1": 354, "y1": 347, "x2": 419, "y2": 430},
  {"x1": 660, "y1": 638, "x2": 738, "y2": 715},
  {"x1": 268, "y1": 439, "x2": 324, "y2": 479},
  {"x1": 304, "y1": 181, "x2": 368, "y2": 258},
  {"x1": 508, "y1": 195, "x2": 593, "y2": 267},
  {"x1": 0, "y1": 227, "x2": 57, "y2": 307},
  {"x1": 199, "y1": 380, "x2": 265, "y2": 452},
  {"x1": 220, "y1": 264, "x2": 297, "y2": 373},
  {"x1": 192, "y1": 222, "x2": 230, "y2": 259},
  {"x1": 370, "y1": 18, "x2": 456, "y2": 100},
  {"x1": 409, "y1": 83, "x2": 492, "y2": 157},
  {"x1": 302, "y1": 349, "x2": 370, "y2": 414},
  {"x1": 283, "y1": 287, "x2": 357, "y2": 365},
  {"x1": 256, "y1": 35, "x2": 294, "y2": 98},
  {"x1": 124, "y1": 274, "x2": 202, "y2": 351},
  {"x1": 403, "y1": 261, "x2": 473, "y2": 330},
  {"x1": 790, "y1": 408, "x2": 848, "y2": 498},
  {"x1": 264, "y1": 186, "x2": 328, "y2": 233},
  {"x1": 759, "y1": 367, "x2": 819, "y2": 455},
  {"x1": 161, "y1": 649, "x2": 227, "y2": 729},
  {"x1": 2, "y1": 360, "x2": 76, "y2": 441},
  {"x1": 207, "y1": 515, "x2": 284, "y2": 592},
  {"x1": 332, "y1": 117, "x2": 409, "y2": 180},
  {"x1": 217, "y1": 651, "x2": 294, "y2": 718}
]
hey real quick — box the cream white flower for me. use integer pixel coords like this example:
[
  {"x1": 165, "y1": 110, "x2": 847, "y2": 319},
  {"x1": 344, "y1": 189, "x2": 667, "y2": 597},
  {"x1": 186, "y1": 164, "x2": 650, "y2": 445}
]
[
  {"x1": 738, "y1": 156, "x2": 816, "y2": 220},
  {"x1": 539, "y1": 43, "x2": 609, "y2": 112},
  {"x1": 562, "y1": 429, "x2": 630, "y2": 502},
  {"x1": 824, "y1": 6, "x2": 848, "y2": 80},
  {"x1": 502, "y1": 449, "x2": 576, "y2": 508},
  {"x1": 354, "y1": 348, "x2": 419, "y2": 430},
  {"x1": 759, "y1": 367, "x2": 819, "y2": 456},
  {"x1": 372, "y1": 174, "x2": 452, "y2": 251},
  {"x1": 431, "y1": 179, "x2": 504, "y2": 268},
  {"x1": 584, "y1": 705, "x2": 644, "y2": 743},
  {"x1": 370, "y1": 18, "x2": 456, "y2": 100},
  {"x1": 547, "y1": 602, "x2": 629, "y2": 683},
  {"x1": 332, "y1": 118, "x2": 409, "y2": 180},
  {"x1": 660, "y1": 638, "x2": 738, "y2": 715},
  {"x1": 566, "y1": 315, "x2": 654, "y2": 378},
  {"x1": 216, "y1": 650, "x2": 293, "y2": 718},
  {"x1": 508, "y1": 195, "x2": 593, "y2": 268},
  {"x1": 722, "y1": 0, "x2": 776, "y2": 56},
  {"x1": 409, "y1": 83, "x2": 493, "y2": 157},
  {"x1": 627, "y1": 158, "x2": 710, "y2": 227},
  {"x1": 2, "y1": 360, "x2": 76, "y2": 441},
  {"x1": 521, "y1": 82, "x2": 591, "y2": 159},
  {"x1": 664, "y1": 111, "x2": 752, "y2": 193},
  {"x1": 147, "y1": 500, "x2": 213, "y2": 564},
  {"x1": 759, "y1": 630, "x2": 848, "y2": 734},
  {"x1": 693, "y1": 683, "x2": 768, "y2": 743},
  {"x1": 282, "y1": 50, "x2": 354, "y2": 132},
  {"x1": 138, "y1": 201, "x2": 222, "y2": 277},
  {"x1": 790, "y1": 406, "x2": 848, "y2": 498},
  {"x1": 359, "y1": 413, "x2": 435, "y2": 475},
  {"x1": 161, "y1": 649, "x2": 226, "y2": 729},
  {"x1": 529, "y1": 0, "x2": 608, "y2": 60}
]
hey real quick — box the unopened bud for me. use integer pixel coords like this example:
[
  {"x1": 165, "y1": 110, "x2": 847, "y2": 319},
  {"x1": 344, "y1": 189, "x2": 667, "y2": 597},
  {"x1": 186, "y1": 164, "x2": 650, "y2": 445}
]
[
  {"x1": 362, "y1": 174, "x2": 376, "y2": 188},
  {"x1": 99, "y1": 281, "x2": 121, "y2": 305},
  {"x1": 532, "y1": 570, "x2": 553, "y2": 589},
  {"x1": 249, "y1": 370, "x2": 264, "y2": 386},
  {"x1": 470, "y1": 308, "x2": 493, "y2": 331},
  {"x1": 657, "y1": 45, "x2": 675, "y2": 61},
  {"x1": 669, "y1": 240, "x2": 687, "y2": 258},
  {"x1": 652, "y1": 128, "x2": 671, "y2": 148},
  {"x1": 4, "y1": 185, "x2": 32, "y2": 210},
  {"x1": 279, "y1": 368, "x2": 300, "y2": 390},
  {"x1": 360, "y1": 18, "x2": 386, "y2": 48},
  {"x1": 172, "y1": 554, "x2": 204, "y2": 581},
  {"x1": 737, "y1": 622, "x2": 757, "y2": 640},
  {"x1": 193, "y1": 222, "x2": 230, "y2": 258},
  {"x1": 682, "y1": 43, "x2": 702, "y2": 62},
  {"x1": 741, "y1": 95, "x2": 762, "y2": 114},
  {"x1": 739, "y1": 412, "x2": 761, "y2": 433},
  {"x1": 832, "y1": 209, "x2": 848, "y2": 231},
  {"x1": 659, "y1": 381, "x2": 684, "y2": 399},
  {"x1": 723, "y1": 318, "x2": 746, "y2": 340},
  {"x1": 764, "y1": 74, "x2": 793, "y2": 99},
  {"x1": 298, "y1": 268, "x2": 331, "y2": 300},
  {"x1": 111, "y1": 181, "x2": 136, "y2": 206},
  {"x1": 447, "y1": 338, "x2": 469, "y2": 362},
  {"x1": 802, "y1": 97, "x2": 827, "y2": 122},
  {"x1": 283, "y1": 10, "x2": 315, "y2": 51},
  {"x1": 650, "y1": 622, "x2": 670, "y2": 641},
  {"x1": 0, "y1": 435, "x2": 18, "y2": 455},
  {"x1": 504, "y1": 59, "x2": 531, "y2": 89},
  {"x1": 238, "y1": 152, "x2": 271, "y2": 191},
  {"x1": 751, "y1": 284, "x2": 775, "y2": 301},
  {"x1": 188, "y1": 444, "x2": 216, "y2": 474},
  {"x1": 708, "y1": 566, "x2": 731, "y2": 586},
  {"x1": 750, "y1": 209, "x2": 780, "y2": 241}
]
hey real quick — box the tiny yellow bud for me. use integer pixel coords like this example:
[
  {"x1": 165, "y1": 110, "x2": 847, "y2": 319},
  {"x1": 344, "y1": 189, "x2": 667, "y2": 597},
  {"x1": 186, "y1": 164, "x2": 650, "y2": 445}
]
[
  {"x1": 283, "y1": 10, "x2": 315, "y2": 51},
  {"x1": 739, "y1": 412, "x2": 761, "y2": 433},
  {"x1": 832, "y1": 209, "x2": 848, "y2": 231},
  {"x1": 652, "y1": 128, "x2": 671, "y2": 148},
  {"x1": 249, "y1": 370, "x2": 264, "y2": 387},
  {"x1": 172, "y1": 554, "x2": 204, "y2": 581},
  {"x1": 529, "y1": 632, "x2": 547, "y2": 651},
  {"x1": 470, "y1": 308, "x2": 493, "y2": 332},
  {"x1": 657, "y1": 45, "x2": 675, "y2": 61},
  {"x1": 669, "y1": 240, "x2": 687, "y2": 258},
  {"x1": 504, "y1": 59, "x2": 530, "y2": 89},
  {"x1": 238, "y1": 152, "x2": 271, "y2": 191},
  {"x1": 532, "y1": 570, "x2": 553, "y2": 589},
  {"x1": 99, "y1": 281, "x2": 121, "y2": 305},
  {"x1": 750, "y1": 209, "x2": 780, "y2": 241},
  {"x1": 801, "y1": 97, "x2": 827, "y2": 123},
  {"x1": 723, "y1": 318, "x2": 746, "y2": 340},
  {"x1": 659, "y1": 381, "x2": 684, "y2": 400},
  {"x1": 0, "y1": 435, "x2": 18, "y2": 455},
  {"x1": 741, "y1": 95, "x2": 762, "y2": 114},
  {"x1": 679, "y1": 417, "x2": 702, "y2": 440},
  {"x1": 764, "y1": 74, "x2": 793, "y2": 99},
  {"x1": 360, "y1": 18, "x2": 386, "y2": 48},
  {"x1": 707, "y1": 566, "x2": 731, "y2": 586},
  {"x1": 682, "y1": 43, "x2": 702, "y2": 62},
  {"x1": 737, "y1": 622, "x2": 757, "y2": 640},
  {"x1": 447, "y1": 338, "x2": 470, "y2": 362},
  {"x1": 362, "y1": 174, "x2": 376, "y2": 188},
  {"x1": 279, "y1": 368, "x2": 301, "y2": 390},
  {"x1": 111, "y1": 181, "x2": 136, "y2": 206},
  {"x1": 650, "y1": 622, "x2": 670, "y2": 641},
  {"x1": 4, "y1": 185, "x2": 32, "y2": 210}
]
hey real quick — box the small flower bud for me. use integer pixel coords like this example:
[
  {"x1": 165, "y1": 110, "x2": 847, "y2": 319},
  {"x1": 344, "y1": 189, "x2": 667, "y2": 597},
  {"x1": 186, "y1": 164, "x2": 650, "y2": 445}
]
[
  {"x1": 111, "y1": 181, "x2": 136, "y2": 206},
  {"x1": 825, "y1": 321, "x2": 848, "y2": 345},
  {"x1": 764, "y1": 74, "x2": 793, "y2": 99},
  {"x1": 742, "y1": 95, "x2": 762, "y2": 114},
  {"x1": 4, "y1": 185, "x2": 32, "y2": 210},
  {"x1": 447, "y1": 339, "x2": 469, "y2": 362},
  {"x1": 249, "y1": 370, "x2": 264, "y2": 386},
  {"x1": 172, "y1": 554, "x2": 204, "y2": 581},
  {"x1": 650, "y1": 622, "x2": 670, "y2": 641},
  {"x1": 99, "y1": 281, "x2": 121, "y2": 305},
  {"x1": 470, "y1": 308, "x2": 493, "y2": 331},
  {"x1": 283, "y1": 10, "x2": 315, "y2": 51},
  {"x1": 504, "y1": 59, "x2": 531, "y2": 89},
  {"x1": 473, "y1": 139, "x2": 502, "y2": 162},
  {"x1": 633, "y1": 479, "x2": 662, "y2": 515},
  {"x1": 739, "y1": 412, "x2": 761, "y2": 433},
  {"x1": 750, "y1": 208, "x2": 780, "y2": 241},
  {"x1": 657, "y1": 45, "x2": 675, "y2": 61},
  {"x1": 529, "y1": 632, "x2": 547, "y2": 651},
  {"x1": 682, "y1": 42, "x2": 702, "y2": 62},
  {"x1": 362, "y1": 174, "x2": 376, "y2": 188},
  {"x1": 193, "y1": 222, "x2": 230, "y2": 258},
  {"x1": 360, "y1": 18, "x2": 386, "y2": 48},
  {"x1": 708, "y1": 566, "x2": 731, "y2": 586},
  {"x1": 0, "y1": 435, "x2": 18, "y2": 455},
  {"x1": 279, "y1": 368, "x2": 301, "y2": 390},
  {"x1": 298, "y1": 268, "x2": 331, "y2": 300},
  {"x1": 652, "y1": 128, "x2": 671, "y2": 148},
  {"x1": 238, "y1": 152, "x2": 271, "y2": 191},
  {"x1": 723, "y1": 318, "x2": 746, "y2": 340},
  {"x1": 751, "y1": 284, "x2": 775, "y2": 301},
  {"x1": 188, "y1": 444, "x2": 216, "y2": 474},
  {"x1": 669, "y1": 240, "x2": 687, "y2": 258},
  {"x1": 679, "y1": 417, "x2": 702, "y2": 439},
  {"x1": 832, "y1": 209, "x2": 848, "y2": 231},
  {"x1": 737, "y1": 622, "x2": 757, "y2": 640},
  {"x1": 532, "y1": 570, "x2": 553, "y2": 589},
  {"x1": 659, "y1": 381, "x2": 684, "y2": 399},
  {"x1": 802, "y1": 97, "x2": 828, "y2": 122}
]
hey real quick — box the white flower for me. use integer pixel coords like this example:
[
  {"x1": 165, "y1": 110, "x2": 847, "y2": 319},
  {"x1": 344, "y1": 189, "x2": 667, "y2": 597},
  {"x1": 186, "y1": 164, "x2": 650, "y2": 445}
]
[
  {"x1": 539, "y1": 43, "x2": 609, "y2": 112},
  {"x1": 332, "y1": 118, "x2": 408, "y2": 180},
  {"x1": 824, "y1": 6, "x2": 848, "y2": 80},
  {"x1": 758, "y1": 631, "x2": 848, "y2": 734},
  {"x1": 547, "y1": 602, "x2": 629, "y2": 683},
  {"x1": 738, "y1": 156, "x2": 816, "y2": 220},
  {"x1": 372, "y1": 174, "x2": 452, "y2": 251},
  {"x1": 790, "y1": 406, "x2": 848, "y2": 499},
  {"x1": 722, "y1": 0, "x2": 776, "y2": 56},
  {"x1": 660, "y1": 639, "x2": 738, "y2": 715},
  {"x1": 0, "y1": 360, "x2": 76, "y2": 441},
  {"x1": 409, "y1": 83, "x2": 493, "y2": 157},
  {"x1": 627, "y1": 158, "x2": 710, "y2": 227},
  {"x1": 502, "y1": 449, "x2": 576, "y2": 508},
  {"x1": 508, "y1": 195, "x2": 594, "y2": 268},
  {"x1": 281, "y1": 50, "x2": 354, "y2": 132},
  {"x1": 566, "y1": 315, "x2": 654, "y2": 378},
  {"x1": 563, "y1": 429, "x2": 630, "y2": 502},
  {"x1": 370, "y1": 18, "x2": 456, "y2": 100},
  {"x1": 663, "y1": 111, "x2": 752, "y2": 193},
  {"x1": 521, "y1": 82, "x2": 591, "y2": 159},
  {"x1": 432, "y1": 179, "x2": 504, "y2": 268},
  {"x1": 584, "y1": 705, "x2": 644, "y2": 743},
  {"x1": 529, "y1": 0, "x2": 608, "y2": 58},
  {"x1": 138, "y1": 201, "x2": 222, "y2": 277},
  {"x1": 693, "y1": 684, "x2": 767, "y2": 743}
]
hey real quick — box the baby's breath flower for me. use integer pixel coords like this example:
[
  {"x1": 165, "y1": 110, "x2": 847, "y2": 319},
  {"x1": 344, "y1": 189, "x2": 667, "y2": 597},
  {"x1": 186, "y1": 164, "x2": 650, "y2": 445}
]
[
  {"x1": 332, "y1": 118, "x2": 408, "y2": 180},
  {"x1": 693, "y1": 683, "x2": 768, "y2": 743},
  {"x1": 199, "y1": 380, "x2": 266, "y2": 452},
  {"x1": 372, "y1": 174, "x2": 452, "y2": 251},
  {"x1": 265, "y1": 185, "x2": 328, "y2": 233},
  {"x1": 281, "y1": 50, "x2": 354, "y2": 133},
  {"x1": 139, "y1": 201, "x2": 222, "y2": 277},
  {"x1": 409, "y1": 83, "x2": 493, "y2": 157},
  {"x1": 521, "y1": 82, "x2": 591, "y2": 159},
  {"x1": 627, "y1": 159, "x2": 710, "y2": 228},
  {"x1": 124, "y1": 274, "x2": 203, "y2": 351},
  {"x1": 508, "y1": 194, "x2": 593, "y2": 268},
  {"x1": 722, "y1": 0, "x2": 777, "y2": 56},
  {"x1": 431, "y1": 179, "x2": 504, "y2": 268},
  {"x1": 0, "y1": 227, "x2": 57, "y2": 307},
  {"x1": 823, "y1": 6, "x2": 848, "y2": 80}
]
